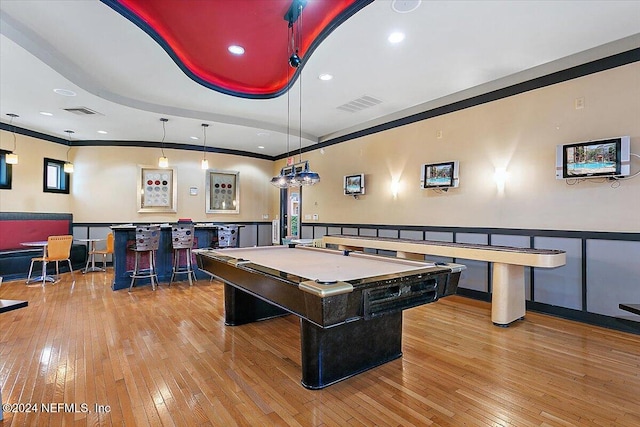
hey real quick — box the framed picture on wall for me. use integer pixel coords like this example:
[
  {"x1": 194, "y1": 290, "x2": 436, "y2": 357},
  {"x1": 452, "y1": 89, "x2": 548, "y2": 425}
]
[
  {"x1": 137, "y1": 166, "x2": 177, "y2": 213},
  {"x1": 206, "y1": 169, "x2": 239, "y2": 213}
]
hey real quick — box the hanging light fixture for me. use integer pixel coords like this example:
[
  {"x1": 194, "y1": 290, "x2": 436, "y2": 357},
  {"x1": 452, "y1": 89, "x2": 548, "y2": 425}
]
[
  {"x1": 5, "y1": 113, "x2": 19, "y2": 165},
  {"x1": 201, "y1": 123, "x2": 209, "y2": 170},
  {"x1": 63, "y1": 130, "x2": 74, "y2": 173},
  {"x1": 288, "y1": 0, "x2": 319, "y2": 187},
  {"x1": 270, "y1": 0, "x2": 319, "y2": 188},
  {"x1": 290, "y1": 71, "x2": 319, "y2": 186},
  {"x1": 270, "y1": 16, "x2": 295, "y2": 188},
  {"x1": 158, "y1": 118, "x2": 169, "y2": 167}
]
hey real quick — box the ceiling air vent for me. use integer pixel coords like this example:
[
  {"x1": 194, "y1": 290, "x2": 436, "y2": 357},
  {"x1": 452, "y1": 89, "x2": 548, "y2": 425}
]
[
  {"x1": 336, "y1": 95, "x2": 382, "y2": 113},
  {"x1": 63, "y1": 107, "x2": 100, "y2": 116}
]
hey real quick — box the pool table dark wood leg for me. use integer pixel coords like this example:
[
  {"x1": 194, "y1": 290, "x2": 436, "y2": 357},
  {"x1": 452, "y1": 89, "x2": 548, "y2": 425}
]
[
  {"x1": 300, "y1": 312, "x2": 403, "y2": 389},
  {"x1": 224, "y1": 283, "x2": 289, "y2": 326}
]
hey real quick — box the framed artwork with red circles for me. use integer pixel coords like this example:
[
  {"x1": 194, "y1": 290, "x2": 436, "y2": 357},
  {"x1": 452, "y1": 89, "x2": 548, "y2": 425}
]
[
  {"x1": 137, "y1": 166, "x2": 177, "y2": 213},
  {"x1": 206, "y1": 169, "x2": 239, "y2": 214}
]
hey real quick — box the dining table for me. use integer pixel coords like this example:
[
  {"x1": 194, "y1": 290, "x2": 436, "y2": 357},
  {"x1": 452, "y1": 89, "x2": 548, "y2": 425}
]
[
  {"x1": 20, "y1": 241, "x2": 55, "y2": 284},
  {"x1": 76, "y1": 237, "x2": 106, "y2": 273}
]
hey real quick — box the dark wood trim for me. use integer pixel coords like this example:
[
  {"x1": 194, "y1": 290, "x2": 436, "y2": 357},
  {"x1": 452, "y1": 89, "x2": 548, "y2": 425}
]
[
  {"x1": 279, "y1": 48, "x2": 640, "y2": 159},
  {"x1": 306, "y1": 222, "x2": 640, "y2": 242},
  {"x1": 3, "y1": 49, "x2": 638, "y2": 161}
]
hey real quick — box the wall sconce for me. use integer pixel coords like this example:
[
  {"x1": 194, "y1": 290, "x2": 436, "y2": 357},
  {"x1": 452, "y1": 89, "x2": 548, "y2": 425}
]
[
  {"x1": 494, "y1": 167, "x2": 508, "y2": 193},
  {"x1": 158, "y1": 118, "x2": 169, "y2": 168},
  {"x1": 5, "y1": 113, "x2": 19, "y2": 164},
  {"x1": 391, "y1": 179, "x2": 400, "y2": 199}
]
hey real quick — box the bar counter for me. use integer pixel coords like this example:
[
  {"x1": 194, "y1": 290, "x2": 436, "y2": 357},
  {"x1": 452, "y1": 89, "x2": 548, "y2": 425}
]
[{"x1": 110, "y1": 223, "x2": 239, "y2": 290}]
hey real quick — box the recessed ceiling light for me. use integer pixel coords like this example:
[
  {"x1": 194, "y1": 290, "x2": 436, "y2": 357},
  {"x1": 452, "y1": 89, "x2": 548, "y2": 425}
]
[
  {"x1": 97, "y1": 130, "x2": 108, "y2": 134},
  {"x1": 39, "y1": 111, "x2": 53, "y2": 116},
  {"x1": 190, "y1": 136, "x2": 199, "y2": 140},
  {"x1": 388, "y1": 32, "x2": 405, "y2": 43},
  {"x1": 228, "y1": 45, "x2": 245, "y2": 55},
  {"x1": 319, "y1": 74, "x2": 333, "y2": 81},
  {"x1": 53, "y1": 88, "x2": 76, "y2": 96},
  {"x1": 258, "y1": 145, "x2": 265, "y2": 149}
]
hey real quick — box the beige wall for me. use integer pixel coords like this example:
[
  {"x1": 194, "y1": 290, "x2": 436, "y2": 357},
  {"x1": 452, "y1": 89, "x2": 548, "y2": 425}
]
[
  {"x1": 2, "y1": 63, "x2": 639, "y2": 232},
  {"x1": 291, "y1": 63, "x2": 640, "y2": 232},
  {"x1": 0, "y1": 136, "x2": 276, "y2": 223},
  {"x1": 0, "y1": 135, "x2": 72, "y2": 213}
]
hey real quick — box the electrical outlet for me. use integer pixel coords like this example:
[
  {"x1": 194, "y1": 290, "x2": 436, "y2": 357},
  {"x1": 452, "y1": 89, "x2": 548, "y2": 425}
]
[
  {"x1": 304, "y1": 214, "x2": 312, "y2": 220},
  {"x1": 436, "y1": 130, "x2": 443, "y2": 139},
  {"x1": 574, "y1": 97, "x2": 585, "y2": 110},
  {"x1": 312, "y1": 214, "x2": 319, "y2": 221},
  {"x1": 262, "y1": 214, "x2": 269, "y2": 219}
]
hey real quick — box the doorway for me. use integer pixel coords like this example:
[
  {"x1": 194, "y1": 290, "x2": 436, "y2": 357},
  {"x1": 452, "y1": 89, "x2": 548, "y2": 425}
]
[{"x1": 279, "y1": 187, "x2": 301, "y2": 243}]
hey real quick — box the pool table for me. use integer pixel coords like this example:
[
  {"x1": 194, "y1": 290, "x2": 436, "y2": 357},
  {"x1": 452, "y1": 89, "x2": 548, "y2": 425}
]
[{"x1": 195, "y1": 245, "x2": 465, "y2": 389}]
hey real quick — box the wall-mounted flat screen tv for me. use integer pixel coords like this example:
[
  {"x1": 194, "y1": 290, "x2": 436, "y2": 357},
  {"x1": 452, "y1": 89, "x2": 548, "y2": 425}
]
[
  {"x1": 344, "y1": 174, "x2": 365, "y2": 196},
  {"x1": 556, "y1": 136, "x2": 630, "y2": 179},
  {"x1": 421, "y1": 161, "x2": 459, "y2": 189}
]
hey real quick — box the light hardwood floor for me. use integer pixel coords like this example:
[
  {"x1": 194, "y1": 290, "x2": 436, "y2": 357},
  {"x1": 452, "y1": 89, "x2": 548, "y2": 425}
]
[{"x1": 1, "y1": 271, "x2": 639, "y2": 426}]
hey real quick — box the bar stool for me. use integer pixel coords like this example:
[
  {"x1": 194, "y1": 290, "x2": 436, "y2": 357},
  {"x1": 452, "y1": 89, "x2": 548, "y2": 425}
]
[
  {"x1": 129, "y1": 225, "x2": 160, "y2": 291},
  {"x1": 217, "y1": 225, "x2": 238, "y2": 248},
  {"x1": 169, "y1": 224, "x2": 197, "y2": 286}
]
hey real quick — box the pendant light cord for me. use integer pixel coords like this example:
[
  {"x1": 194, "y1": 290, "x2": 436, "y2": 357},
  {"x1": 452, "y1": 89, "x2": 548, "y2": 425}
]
[
  {"x1": 297, "y1": 2, "x2": 304, "y2": 163},
  {"x1": 5, "y1": 113, "x2": 20, "y2": 152},
  {"x1": 161, "y1": 119, "x2": 167, "y2": 156},
  {"x1": 64, "y1": 130, "x2": 74, "y2": 161},
  {"x1": 9, "y1": 115, "x2": 17, "y2": 151},
  {"x1": 202, "y1": 123, "x2": 208, "y2": 160}
]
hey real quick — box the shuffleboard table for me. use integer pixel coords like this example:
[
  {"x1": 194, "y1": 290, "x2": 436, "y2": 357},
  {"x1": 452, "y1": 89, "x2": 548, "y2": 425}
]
[
  {"x1": 195, "y1": 245, "x2": 465, "y2": 389},
  {"x1": 322, "y1": 234, "x2": 566, "y2": 327}
]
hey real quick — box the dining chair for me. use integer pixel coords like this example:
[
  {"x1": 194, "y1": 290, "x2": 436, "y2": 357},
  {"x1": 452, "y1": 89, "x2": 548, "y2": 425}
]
[
  {"x1": 88, "y1": 233, "x2": 114, "y2": 271},
  {"x1": 27, "y1": 235, "x2": 74, "y2": 285}
]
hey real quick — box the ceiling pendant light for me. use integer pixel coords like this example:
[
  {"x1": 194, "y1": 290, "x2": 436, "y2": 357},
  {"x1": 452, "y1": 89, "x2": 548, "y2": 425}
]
[
  {"x1": 63, "y1": 130, "x2": 74, "y2": 173},
  {"x1": 289, "y1": 1, "x2": 320, "y2": 187},
  {"x1": 270, "y1": 0, "x2": 319, "y2": 188},
  {"x1": 201, "y1": 123, "x2": 209, "y2": 170},
  {"x1": 158, "y1": 118, "x2": 169, "y2": 167},
  {"x1": 270, "y1": 18, "x2": 295, "y2": 188},
  {"x1": 5, "y1": 113, "x2": 19, "y2": 165}
]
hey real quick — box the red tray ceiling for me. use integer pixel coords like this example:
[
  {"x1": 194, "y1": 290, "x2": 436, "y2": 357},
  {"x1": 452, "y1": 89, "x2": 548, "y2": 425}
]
[{"x1": 103, "y1": 0, "x2": 372, "y2": 98}]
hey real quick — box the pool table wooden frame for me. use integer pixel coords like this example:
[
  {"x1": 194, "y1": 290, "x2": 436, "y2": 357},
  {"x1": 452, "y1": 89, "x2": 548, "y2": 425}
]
[{"x1": 196, "y1": 245, "x2": 464, "y2": 389}]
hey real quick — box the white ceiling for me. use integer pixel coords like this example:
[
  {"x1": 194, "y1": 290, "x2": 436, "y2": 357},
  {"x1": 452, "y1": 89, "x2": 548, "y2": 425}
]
[{"x1": 1, "y1": 0, "x2": 639, "y2": 159}]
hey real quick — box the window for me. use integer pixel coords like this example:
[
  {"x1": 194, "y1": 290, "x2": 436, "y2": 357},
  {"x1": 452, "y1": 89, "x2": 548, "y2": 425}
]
[
  {"x1": 0, "y1": 149, "x2": 13, "y2": 190},
  {"x1": 43, "y1": 158, "x2": 70, "y2": 194}
]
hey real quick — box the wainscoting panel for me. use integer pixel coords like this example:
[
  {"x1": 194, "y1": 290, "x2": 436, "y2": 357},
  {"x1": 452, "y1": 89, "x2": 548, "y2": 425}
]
[
  {"x1": 586, "y1": 239, "x2": 640, "y2": 317},
  {"x1": 534, "y1": 236, "x2": 582, "y2": 310},
  {"x1": 456, "y1": 233, "x2": 489, "y2": 293}
]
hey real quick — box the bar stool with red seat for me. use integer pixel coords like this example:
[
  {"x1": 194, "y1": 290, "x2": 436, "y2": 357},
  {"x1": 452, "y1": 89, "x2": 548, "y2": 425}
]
[{"x1": 128, "y1": 225, "x2": 160, "y2": 291}]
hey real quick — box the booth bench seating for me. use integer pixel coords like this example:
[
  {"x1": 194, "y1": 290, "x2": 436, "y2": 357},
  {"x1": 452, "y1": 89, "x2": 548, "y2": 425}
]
[{"x1": 0, "y1": 212, "x2": 87, "y2": 281}]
